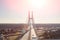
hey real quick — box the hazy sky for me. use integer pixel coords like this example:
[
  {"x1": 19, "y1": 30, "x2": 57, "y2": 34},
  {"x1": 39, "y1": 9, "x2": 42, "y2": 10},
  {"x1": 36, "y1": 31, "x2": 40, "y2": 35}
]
[{"x1": 0, "y1": 0, "x2": 60, "y2": 23}]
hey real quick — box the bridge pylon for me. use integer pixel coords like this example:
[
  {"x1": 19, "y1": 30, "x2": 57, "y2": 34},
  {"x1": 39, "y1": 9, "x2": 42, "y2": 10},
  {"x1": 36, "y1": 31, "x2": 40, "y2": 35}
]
[
  {"x1": 28, "y1": 11, "x2": 37, "y2": 40},
  {"x1": 28, "y1": 11, "x2": 34, "y2": 26}
]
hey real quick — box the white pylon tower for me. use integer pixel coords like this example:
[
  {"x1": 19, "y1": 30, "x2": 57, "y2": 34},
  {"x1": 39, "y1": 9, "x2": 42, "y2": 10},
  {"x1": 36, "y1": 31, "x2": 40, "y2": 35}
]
[
  {"x1": 28, "y1": 11, "x2": 37, "y2": 40},
  {"x1": 28, "y1": 11, "x2": 34, "y2": 26}
]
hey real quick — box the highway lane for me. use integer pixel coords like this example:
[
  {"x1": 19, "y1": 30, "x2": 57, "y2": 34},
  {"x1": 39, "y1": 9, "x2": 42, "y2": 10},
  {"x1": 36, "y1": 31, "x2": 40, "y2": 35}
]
[
  {"x1": 20, "y1": 31, "x2": 30, "y2": 40},
  {"x1": 19, "y1": 25, "x2": 38, "y2": 40},
  {"x1": 30, "y1": 25, "x2": 38, "y2": 40}
]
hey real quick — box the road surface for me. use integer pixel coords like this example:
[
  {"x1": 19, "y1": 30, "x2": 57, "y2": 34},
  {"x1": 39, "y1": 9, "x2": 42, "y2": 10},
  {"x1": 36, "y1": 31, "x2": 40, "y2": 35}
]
[
  {"x1": 20, "y1": 31, "x2": 30, "y2": 40},
  {"x1": 20, "y1": 24, "x2": 37, "y2": 40}
]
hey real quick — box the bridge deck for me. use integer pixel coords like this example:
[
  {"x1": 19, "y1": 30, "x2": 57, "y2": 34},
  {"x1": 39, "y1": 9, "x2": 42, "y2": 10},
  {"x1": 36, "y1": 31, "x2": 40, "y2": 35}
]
[
  {"x1": 20, "y1": 25, "x2": 37, "y2": 40},
  {"x1": 30, "y1": 25, "x2": 37, "y2": 40},
  {"x1": 20, "y1": 31, "x2": 30, "y2": 40}
]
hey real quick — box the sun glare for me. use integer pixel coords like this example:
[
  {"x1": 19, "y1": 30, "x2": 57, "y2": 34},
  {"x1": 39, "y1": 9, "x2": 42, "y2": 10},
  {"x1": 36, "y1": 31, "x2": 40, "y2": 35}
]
[{"x1": 28, "y1": 0, "x2": 47, "y2": 8}]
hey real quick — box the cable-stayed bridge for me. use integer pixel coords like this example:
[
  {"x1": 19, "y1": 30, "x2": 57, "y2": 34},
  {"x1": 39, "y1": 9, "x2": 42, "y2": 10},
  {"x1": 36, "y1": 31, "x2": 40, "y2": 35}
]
[
  {"x1": 0, "y1": 11, "x2": 60, "y2": 40},
  {"x1": 20, "y1": 11, "x2": 38, "y2": 40}
]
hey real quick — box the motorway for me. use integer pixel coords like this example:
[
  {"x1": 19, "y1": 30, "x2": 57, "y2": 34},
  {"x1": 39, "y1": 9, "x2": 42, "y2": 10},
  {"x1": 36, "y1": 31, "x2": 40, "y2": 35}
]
[
  {"x1": 20, "y1": 24, "x2": 37, "y2": 40},
  {"x1": 20, "y1": 31, "x2": 30, "y2": 40}
]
